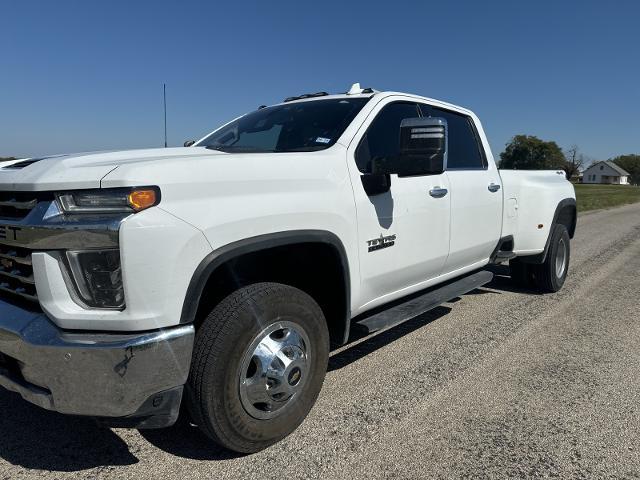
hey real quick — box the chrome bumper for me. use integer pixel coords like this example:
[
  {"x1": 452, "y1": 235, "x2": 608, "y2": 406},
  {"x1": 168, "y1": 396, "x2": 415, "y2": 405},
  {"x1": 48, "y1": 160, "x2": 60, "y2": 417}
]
[{"x1": 0, "y1": 300, "x2": 194, "y2": 428}]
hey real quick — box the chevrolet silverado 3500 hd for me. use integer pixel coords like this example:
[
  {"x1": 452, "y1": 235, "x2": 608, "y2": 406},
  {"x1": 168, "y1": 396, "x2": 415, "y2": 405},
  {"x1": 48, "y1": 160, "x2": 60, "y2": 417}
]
[{"x1": 0, "y1": 84, "x2": 575, "y2": 453}]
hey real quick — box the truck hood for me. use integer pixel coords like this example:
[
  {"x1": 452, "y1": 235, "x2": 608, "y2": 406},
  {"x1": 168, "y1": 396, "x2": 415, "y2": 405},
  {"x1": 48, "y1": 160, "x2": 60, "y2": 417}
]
[{"x1": 0, "y1": 147, "x2": 216, "y2": 191}]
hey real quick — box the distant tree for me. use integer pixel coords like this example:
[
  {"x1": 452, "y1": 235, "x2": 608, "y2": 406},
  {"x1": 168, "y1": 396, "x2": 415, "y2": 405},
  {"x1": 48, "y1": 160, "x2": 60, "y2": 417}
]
[
  {"x1": 611, "y1": 154, "x2": 640, "y2": 185},
  {"x1": 0, "y1": 157, "x2": 16, "y2": 162},
  {"x1": 500, "y1": 135, "x2": 566, "y2": 170},
  {"x1": 564, "y1": 145, "x2": 587, "y2": 180}
]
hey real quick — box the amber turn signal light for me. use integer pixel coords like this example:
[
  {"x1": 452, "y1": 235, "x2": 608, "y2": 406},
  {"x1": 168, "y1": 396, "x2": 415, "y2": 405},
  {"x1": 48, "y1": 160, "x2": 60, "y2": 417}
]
[{"x1": 128, "y1": 189, "x2": 158, "y2": 212}]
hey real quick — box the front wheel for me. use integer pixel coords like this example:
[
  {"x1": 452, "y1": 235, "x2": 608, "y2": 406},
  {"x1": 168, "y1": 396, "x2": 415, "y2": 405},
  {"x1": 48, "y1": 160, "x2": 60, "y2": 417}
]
[{"x1": 186, "y1": 282, "x2": 329, "y2": 453}]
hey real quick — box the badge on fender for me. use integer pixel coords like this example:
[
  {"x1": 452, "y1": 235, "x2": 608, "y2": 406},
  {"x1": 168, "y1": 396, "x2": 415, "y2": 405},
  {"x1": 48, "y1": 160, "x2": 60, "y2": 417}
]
[{"x1": 367, "y1": 234, "x2": 396, "y2": 252}]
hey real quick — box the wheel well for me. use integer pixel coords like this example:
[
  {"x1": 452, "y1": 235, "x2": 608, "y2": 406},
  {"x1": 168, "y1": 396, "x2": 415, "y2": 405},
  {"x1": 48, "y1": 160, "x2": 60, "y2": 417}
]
[
  {"x1": 556, "y1": 203, "x2": 577, "y2": 238},
  {"x1": 191, "y1": 242, "x2": 349, "y2": 347}
]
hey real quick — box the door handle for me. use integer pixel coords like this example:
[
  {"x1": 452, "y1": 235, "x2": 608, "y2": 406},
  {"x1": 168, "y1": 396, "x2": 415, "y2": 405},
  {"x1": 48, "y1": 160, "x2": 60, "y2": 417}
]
[
  {"x1": 429, "y1": 187, "x2": 448, "y2": 198},
  {"x1": 488, "y1": 183, "x2": 501, "y2": 193}
]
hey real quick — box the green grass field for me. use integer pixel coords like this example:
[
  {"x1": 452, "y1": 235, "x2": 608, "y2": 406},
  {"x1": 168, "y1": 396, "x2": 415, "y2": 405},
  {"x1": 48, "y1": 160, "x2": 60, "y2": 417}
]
[{"x1": 574, "y1": 184, "x2": 640, "y2": 212}]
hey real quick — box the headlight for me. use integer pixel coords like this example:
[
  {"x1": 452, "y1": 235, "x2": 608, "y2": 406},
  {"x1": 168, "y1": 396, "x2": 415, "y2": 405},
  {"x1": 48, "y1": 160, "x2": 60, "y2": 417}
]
[
  {"x1": 56, "y1": 187, "x2": 160, "y2": 214},
  {"x1": 66, "y1": 249, "x2": 125, "y2": 309}
]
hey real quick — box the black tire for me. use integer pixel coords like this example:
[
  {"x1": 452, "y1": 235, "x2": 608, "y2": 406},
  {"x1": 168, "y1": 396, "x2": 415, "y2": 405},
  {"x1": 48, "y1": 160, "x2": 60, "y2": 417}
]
[
  {"x1": 531, "y1": 224, "x2": 571, "y2": 293},
  {"x1": 509, "y1": 258, "x2": 535, "y2": 289},
  {"x1": 187, "y1": 282, "x2": 329, "y2": 453}
]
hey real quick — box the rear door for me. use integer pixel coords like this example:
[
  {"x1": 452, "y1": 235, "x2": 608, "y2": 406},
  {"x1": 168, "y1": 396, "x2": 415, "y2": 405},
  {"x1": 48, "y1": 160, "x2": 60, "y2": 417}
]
[
  {"x1": 420, "y1": 104, "x2": 502, "y2": 273},
  {"x1": 347, "y1": 99, "x2": 451, "y2": 312}
]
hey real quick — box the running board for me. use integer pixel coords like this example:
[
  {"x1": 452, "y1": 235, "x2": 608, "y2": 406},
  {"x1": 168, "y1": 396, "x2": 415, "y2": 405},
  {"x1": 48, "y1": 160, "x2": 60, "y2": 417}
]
[{"x1": 353, "y1": 270, "x2": 494, "y2": 335}]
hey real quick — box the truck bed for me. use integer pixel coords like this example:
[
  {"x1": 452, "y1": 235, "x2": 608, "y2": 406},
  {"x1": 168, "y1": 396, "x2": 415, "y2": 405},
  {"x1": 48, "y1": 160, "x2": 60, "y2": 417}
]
[{"x1": 500, "y1": 170, "x2": 576, "y2": 256}]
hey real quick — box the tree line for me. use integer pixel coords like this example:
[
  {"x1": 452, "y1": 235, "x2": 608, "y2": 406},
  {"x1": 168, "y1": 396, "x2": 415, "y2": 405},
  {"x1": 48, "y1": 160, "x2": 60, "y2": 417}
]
[{"x1": 499, "y1": 135, "x2": 640, "y2": 185}]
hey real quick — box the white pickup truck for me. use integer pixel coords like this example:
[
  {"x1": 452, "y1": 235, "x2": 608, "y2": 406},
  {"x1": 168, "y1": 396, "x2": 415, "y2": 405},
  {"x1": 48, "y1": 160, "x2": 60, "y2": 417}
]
[{"x1": 0, "y1": 84, "x2": 575, "y2": 453}]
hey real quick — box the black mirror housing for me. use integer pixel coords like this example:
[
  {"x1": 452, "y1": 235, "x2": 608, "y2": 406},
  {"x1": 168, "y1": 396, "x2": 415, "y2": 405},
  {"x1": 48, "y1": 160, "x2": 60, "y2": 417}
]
[
  {"x1": 397, "y1": 117, "x2": 446, "y2": 176},
  {"x1": 399, "y1": 117, "x2": 446, "y2": 158},
  {"x1": 369, "y1": 117, "x2": 447, "y2": 177}
]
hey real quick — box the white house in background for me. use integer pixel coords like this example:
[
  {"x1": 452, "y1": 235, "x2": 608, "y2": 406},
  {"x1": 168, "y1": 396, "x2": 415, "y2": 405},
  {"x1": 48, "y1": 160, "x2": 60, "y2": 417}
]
[{"x1": 582, "y1": 161, "x2": 630, "y2": 184}]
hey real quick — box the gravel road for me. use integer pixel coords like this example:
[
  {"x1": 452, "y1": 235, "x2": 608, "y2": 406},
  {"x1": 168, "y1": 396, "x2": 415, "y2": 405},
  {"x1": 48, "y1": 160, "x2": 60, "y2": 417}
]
[{"x1": 2, "y1": 203, "x2": 640, "y2": 479}]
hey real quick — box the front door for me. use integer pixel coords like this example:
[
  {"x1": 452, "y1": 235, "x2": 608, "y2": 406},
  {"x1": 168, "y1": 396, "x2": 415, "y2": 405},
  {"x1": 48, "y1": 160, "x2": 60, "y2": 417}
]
[{"x1": 346, "y1": 99, "x2": 451, "y2": 313}]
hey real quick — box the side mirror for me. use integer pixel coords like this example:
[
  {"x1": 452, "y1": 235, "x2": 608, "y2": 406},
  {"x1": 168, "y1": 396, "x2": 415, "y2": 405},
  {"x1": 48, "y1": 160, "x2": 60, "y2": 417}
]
[
  {"x1": 184, "y1": 140, "x2": 196, "y2": 147},
  {"x1": 400, "y1": 117, "x2": 446, "y2": 158},
  {"x1": 371, "y1": 117, "x2": 447, "y2": 177}
]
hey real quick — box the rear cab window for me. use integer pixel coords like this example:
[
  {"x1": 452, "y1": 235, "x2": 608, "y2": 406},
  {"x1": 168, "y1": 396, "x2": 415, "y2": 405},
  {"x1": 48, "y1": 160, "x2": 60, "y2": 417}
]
[{"x1": 418, "y1": 104, "x2": 487, "y2": 170}]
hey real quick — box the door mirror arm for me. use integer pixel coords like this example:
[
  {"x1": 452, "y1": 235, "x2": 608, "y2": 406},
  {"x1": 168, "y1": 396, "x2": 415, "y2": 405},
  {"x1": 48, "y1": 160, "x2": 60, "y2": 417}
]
[{"x1": 361, "y1": 173, "x2": 391, "y2": 196}]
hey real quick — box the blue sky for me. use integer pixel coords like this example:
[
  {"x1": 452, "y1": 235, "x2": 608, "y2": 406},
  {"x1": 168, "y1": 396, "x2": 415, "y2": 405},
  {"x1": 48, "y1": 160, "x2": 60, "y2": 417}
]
[{"x1": 1, "y1": 0, "x2": 638, "y2": 160}]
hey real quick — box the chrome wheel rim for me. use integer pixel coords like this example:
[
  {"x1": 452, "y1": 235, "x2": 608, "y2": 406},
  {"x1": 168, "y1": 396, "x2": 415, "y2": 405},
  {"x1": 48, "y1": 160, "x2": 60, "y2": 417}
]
[
  {"x1": 238, "y1": 321, "x2": 311, "y2": 420},
  {"x1": 555, "y1": 238, "x2": 568, "y2": 278}
]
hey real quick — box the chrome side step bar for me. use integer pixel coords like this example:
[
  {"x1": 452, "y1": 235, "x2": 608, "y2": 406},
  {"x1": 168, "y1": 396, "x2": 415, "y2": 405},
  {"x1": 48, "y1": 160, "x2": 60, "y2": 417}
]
[{"x1": 353, "y1": 270, "x2": 494, "y2": 335}]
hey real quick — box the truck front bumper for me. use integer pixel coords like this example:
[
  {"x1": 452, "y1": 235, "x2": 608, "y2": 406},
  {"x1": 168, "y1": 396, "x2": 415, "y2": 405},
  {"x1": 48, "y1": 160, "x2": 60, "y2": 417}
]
[{"x1": 0, "y1": 300, "x2": 194, "y2": 429}]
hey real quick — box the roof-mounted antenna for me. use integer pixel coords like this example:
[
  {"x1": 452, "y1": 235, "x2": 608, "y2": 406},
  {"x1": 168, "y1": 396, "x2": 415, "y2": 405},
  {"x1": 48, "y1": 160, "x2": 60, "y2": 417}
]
[
  {"x1": 163, "y1": 83, "x2": 168, "y2": 148},
  {"x1": 347, "y1": 82, "x2": 364, "y2": 95},
  {"x1": 347, "y1": 82, "x2": 376, "y2": 95}
]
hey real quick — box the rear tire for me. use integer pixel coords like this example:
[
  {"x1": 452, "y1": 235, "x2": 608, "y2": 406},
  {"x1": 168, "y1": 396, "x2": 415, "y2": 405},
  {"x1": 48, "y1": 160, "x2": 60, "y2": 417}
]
[
  {"x1": 532, "y1": 224, "x2": 570, "y2": 293},
  {"x1": 187, "y1": 282, "x2": 329, "y2": 453}
]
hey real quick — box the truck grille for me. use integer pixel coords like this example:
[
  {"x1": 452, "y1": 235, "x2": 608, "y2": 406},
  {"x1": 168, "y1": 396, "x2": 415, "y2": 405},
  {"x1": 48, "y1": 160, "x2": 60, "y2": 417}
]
[
  {"x1": 0, "y1": 189, "x2": 46, "y2": 309},
  {"x1": 0, "y1": 190, "x2": 124, "y2": 312},
  {"x1": 0, "y1": 244, "x2": 38, "y2": 306},
  {"x1": 0, "y1": 192, "x2": 48, "y2": 220}
]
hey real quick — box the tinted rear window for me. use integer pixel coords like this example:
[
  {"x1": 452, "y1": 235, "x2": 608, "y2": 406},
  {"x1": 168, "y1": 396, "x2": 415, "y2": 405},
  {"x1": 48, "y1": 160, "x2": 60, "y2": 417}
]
[{"x1": 432, "y1": 108, "x2": 486, "y2": 169}]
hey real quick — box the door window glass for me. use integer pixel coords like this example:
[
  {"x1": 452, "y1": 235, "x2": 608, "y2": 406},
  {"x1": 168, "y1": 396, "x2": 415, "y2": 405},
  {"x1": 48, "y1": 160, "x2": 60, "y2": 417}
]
[
  {"x1": 432, "y1": 108, "x2": 486, "y2": 170},
  {"x1": 355, "y1": 102, "x2": 420, "y2": 173}
]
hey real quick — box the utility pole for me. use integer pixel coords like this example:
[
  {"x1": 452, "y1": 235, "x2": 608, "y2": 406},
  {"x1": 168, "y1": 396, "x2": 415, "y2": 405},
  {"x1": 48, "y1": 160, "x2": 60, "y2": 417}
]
[{"x1": 163, "y1": 83, "x2": 168, "y2": 148}]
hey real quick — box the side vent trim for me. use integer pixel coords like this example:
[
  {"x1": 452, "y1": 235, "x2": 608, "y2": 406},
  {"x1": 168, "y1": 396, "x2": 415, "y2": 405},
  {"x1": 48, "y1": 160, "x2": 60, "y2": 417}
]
[
  {"x1": 2, "y1": 154, "x2": 68, "y2": 170},
  {"x1": 3, "y1": 159, "x2": 45, "y2": 170}
]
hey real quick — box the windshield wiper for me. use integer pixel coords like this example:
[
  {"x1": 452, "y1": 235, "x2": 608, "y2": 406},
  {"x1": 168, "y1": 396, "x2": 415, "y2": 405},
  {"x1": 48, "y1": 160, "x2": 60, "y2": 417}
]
[
  {"x1": 205, "y1": 145, "x2": 276, "y2": 153},
  {"x1": 278, "y1": 146, "x2": 328, "y2": 152}
]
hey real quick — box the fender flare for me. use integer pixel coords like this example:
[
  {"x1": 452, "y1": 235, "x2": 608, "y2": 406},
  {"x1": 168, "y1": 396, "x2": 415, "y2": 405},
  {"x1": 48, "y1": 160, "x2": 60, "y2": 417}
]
[
  {"x1": 520, "y1": 197, "x2": 576, "y2": 264},
  {"x1": 180, "y1": 230, "x2": 352, "y2": 344}
]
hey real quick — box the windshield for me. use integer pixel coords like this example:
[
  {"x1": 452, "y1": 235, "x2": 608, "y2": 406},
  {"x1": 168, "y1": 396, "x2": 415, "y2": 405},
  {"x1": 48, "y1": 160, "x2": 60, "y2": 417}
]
[{"x1": 197, "y1": 97, "x2": 370, "y2": 153}]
